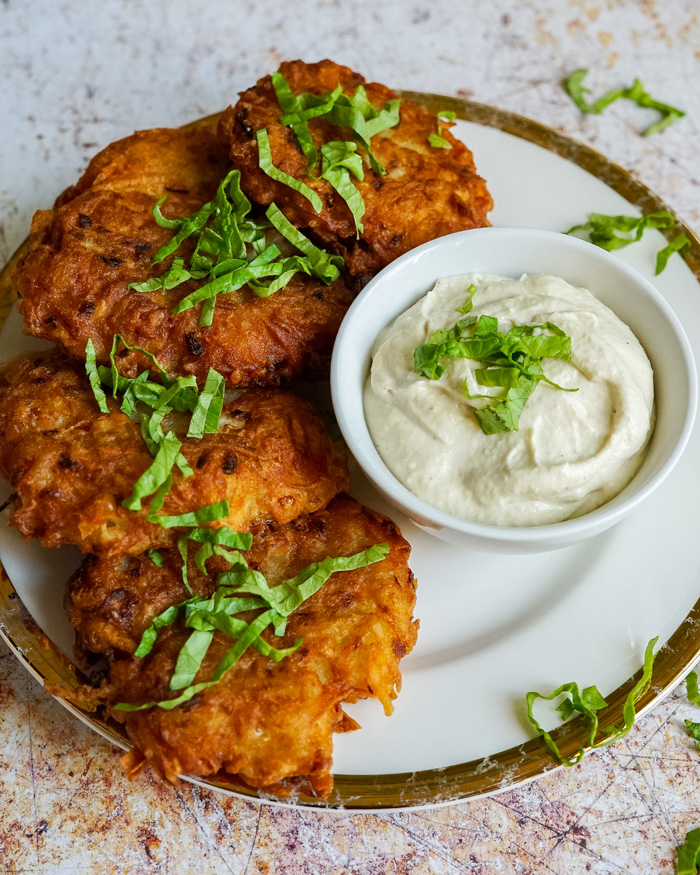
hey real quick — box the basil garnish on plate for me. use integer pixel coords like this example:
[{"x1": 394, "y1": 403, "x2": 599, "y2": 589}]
[
  {"x1": 526, "y1": 636, "x2": 658, "y2": 766},
  {"x1": 566, "y1": 210, "x2": 690, "y2": 274}
]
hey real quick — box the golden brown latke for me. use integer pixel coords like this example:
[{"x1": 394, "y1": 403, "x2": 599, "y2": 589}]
[
  {"x1": 65, "y1": 494, "x2": 418, "y2": 797},
  {"x1": 0, "y1": 351, "x2": 348, "y2": 556},
  {"x1": 219, "y1": 59, "x2": 492, "y2": 277},
  {"x1": 15, "y1": 124, "x2": 354, "y2": 387}
]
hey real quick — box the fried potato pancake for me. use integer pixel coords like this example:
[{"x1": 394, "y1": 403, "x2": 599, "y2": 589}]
[
  {"x1": 219, "y1": 59, "x2": 492, "y2": 277},
  {"x1": 0, "y1": 351, "x2": 348, "y2": 555},
  {"x1": 15, "y1": 124, "x2": 354, "y2": 387},
  {"x1": 65, "y1": 494, "x2": 418, "y2": 796}
]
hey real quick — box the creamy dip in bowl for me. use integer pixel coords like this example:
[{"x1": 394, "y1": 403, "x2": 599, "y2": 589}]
[
  {"x1": 364, "y1": 272, "x2": 654, "y2": 527},
  {"x1": 331, "y1": 229, "x2": 697, "y2": 553}
]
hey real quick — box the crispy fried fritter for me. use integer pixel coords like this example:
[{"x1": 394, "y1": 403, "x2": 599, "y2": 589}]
[
  {"x1": 15, "y1": 124, "x2": 354, "y2": 387},
  {"x1": 0, "y1": 351, "x2": 348, "y2": 555},
  {"x1": 219, "y1": 59, "x2": 492, "y2": 277},
  {"x1": 65, "y1": 494, "x2": 418, "y2": 796}
]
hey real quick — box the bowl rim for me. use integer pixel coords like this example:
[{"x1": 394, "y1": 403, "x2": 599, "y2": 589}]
[{"x1": 331, "y1": 227, "x2": 699, "y2": 543}]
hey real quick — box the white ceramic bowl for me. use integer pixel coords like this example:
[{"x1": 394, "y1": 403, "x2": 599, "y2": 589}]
[{"x1": 331, "y1": 228, "x2": 698, "y2": 553}]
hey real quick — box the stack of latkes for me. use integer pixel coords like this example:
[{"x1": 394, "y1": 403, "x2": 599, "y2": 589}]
[{"x1": 1, "y1": 60, "x2": 492, "y2": 796}]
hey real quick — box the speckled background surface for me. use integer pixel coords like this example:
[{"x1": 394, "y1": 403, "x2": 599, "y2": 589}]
[{"x1": 2, "y1": 1, "x2": 700, "y2": 872}]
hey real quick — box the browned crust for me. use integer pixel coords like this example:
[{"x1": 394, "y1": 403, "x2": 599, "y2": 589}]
[
  {"x1": 0, "y1": 350, "x2": 348, "y2": 555},
  {"x1": 65, "y1": 494, "x2": 418, "y2": 795},
  {"x1": 14, "y1": 124, "x2": 354, "y2": 387},
  {"x1": 219, "y1": 59, "x2": 492, "y2": 276}
]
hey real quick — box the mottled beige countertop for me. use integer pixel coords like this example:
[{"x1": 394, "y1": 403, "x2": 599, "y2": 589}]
[{"x1": 2, "y1": 1, "x2": 700, "y2": 872}]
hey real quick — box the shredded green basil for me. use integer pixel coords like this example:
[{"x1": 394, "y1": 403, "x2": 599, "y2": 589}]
[
  {"x1": 526, "y1": 637, "x2": 658, "y2": 766},
  {"x1": 147, "y1": 549, "x2": 164, "y2": 568},
  {"x1": 128, "y1": 257, "x2": 194, "y2": 293},
  {"x1": 319, "y1": 140, "x2": 365, "y2": 236},
  {"x1": 187, "y1": 368, "x2": 225, "y2": 439},
  {"x1": 137, "y1": 164, "x2": 345, "y2": 321},
  {"x1": 272, "y1": 71, "x2": 401, "y2": 176},
  {"x1": 414, "y1": 286, "x2": 576, "y2": 434},
  {"x1": 148, "y1": 499, "x2": 231, "y2": 529},
  {"x1": 84, "y1": 336, "x2": 229, "y2": 519},
  {"x1": 656, "y1": 234, "x2": 690, "y2": 275},
  {"x1": 114, "y1": 541, "x2": 390, "y2": 711},
  {"x1": 684, "y1": 670, "x2": 700, "y2": 750},
  {"x1": 565, "y1": 69, "x2": 685, "y2": 136},
  {"x1": 265, "y1": 203, "x2": 344, "y2": 284},
  {"x1": 567, "y1": 210, "x2": 675, "y2": 251},
  {"x1": 687, "y1": 671, "x2": 700, "y2": 706},
  {"x1": 428, "y1": 110, "x2": 456, "y2": 149},
  {"x1": 677, "y1": 828, "x2": 700, "y2": 874},
  {"x1": 566, "y1": 210, "x2": 690, "y2": 274},
  {"x1": 271, "y1": 71, "x2": 319, "y2": 170},
  {"x1": 85, "y1": 339, "x2": 109, "y2": 414},
  {"x1": 256, "y1": 128, "x2": 323, "y2": 213},
  {"x1": 122, "y1": 430, "x2": 183, "y2": 513}
]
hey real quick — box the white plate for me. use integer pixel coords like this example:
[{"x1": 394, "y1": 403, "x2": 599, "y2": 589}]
[{"x1": 2, "y1": 106, "x2": 700, "y2": 809}]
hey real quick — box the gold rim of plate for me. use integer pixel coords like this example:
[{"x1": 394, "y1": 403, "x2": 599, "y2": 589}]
[{"x1": 2, "y1": 94, "x2": 700, "y2": 811}]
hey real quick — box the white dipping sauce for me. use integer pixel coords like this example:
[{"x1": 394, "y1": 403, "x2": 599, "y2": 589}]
[{"x1": 363, "y1": 273, "x2": 654, "y2": 526}]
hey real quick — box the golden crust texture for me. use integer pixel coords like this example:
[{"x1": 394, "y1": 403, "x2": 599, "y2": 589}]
[
  {"x1": 0, "y1": 351, "x2": 348, "y2": 555},
  {"x1": 15, "y1": 124, "x2": 354, "y2": 387},
  {"x1": 65, "y1": 494, "x2": 418, "y2": 796},
  {"x1": 218, "y1": 59, "x2": 493, "y2": 276}
]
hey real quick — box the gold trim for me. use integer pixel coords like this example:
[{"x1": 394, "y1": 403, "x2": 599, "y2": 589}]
[{"x1": 2, "y1": 93, "x2": 700, "y2": 809}]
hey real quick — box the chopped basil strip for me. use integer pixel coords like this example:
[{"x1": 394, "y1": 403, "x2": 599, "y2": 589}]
[
  {"x1": 146, "y1": 473, "x2": 173, "y2": 518},
  {"x1": 85, "y1": 339, "x2": 109, "y2": 413},
  {"x1": 139, "y1": 152, "x2": 350, "y2": 320},
  {"x1": 279, "y1": 84, "x2": 344, "y2": 126},
  {"x1": 271, "y1": 70, "x2": 319, "y2": 170},
  {"x1": 526, "y1": 636, "x2": 658, "y2": 766},
  {"x1": 184, "y1": 527, "x2": 253, "y2": 550},
  {"x1": 176, "y1": 525, "x2": 252, "y2": 593},
  {"x1": 414, "y1": 288, "x2": 575, "y2": 434},
  {"x1": 685, "y1": 720, "x2": 700, "y2": 749},
  {"x1": 625, "y1": 77, "x2": 686, "y2": 136},
  {"x1": 152, "y1": 195, "x2": 186, "y2": 230},
  {"x1": 567, "y1": 210, "x2": 675, "y2": 251},
  {"x1": 122, "y1": 430, "x2": 184, "y2": 512},
  {"x1": 272, "y1": 70, "x2": 401, "y2": 176},
  {"x1": 565, "y1": 69, "x2": 685, "y2": 136},
  {"x1": 565, "y1": 68, "x2": 626, "y2": 114},
  {"x1": 320, "y1": 141, "x2": 365, "y2": 236},
  {"x1": 108, "y1": 333, "x2": 170, "y2": 383},
  {"x1": 114, "y1": 541, "x2": 389, "y2": 711},
  {"x1": 152, "y1": 205, "x2": 214, "y2": 267},
  {"x1": 128, "y1": 257, "x2": 193, "y2": 293},
  {"x1": 262, "y1": 543, "x2": 389, "y2": 618},
  {"x1": 147, "y1": 549, "x2": 163, "y2": 568},
  {"x1": 428, "y1": 110, "x2": 456, "y2": 149},
  {"x1": 687, "y1": 671, "x2": 700, "y2": 706},
  {"x1": 266, "y1": 203, "x2": 344, "y2": 284},
  {"x1": 169, "y1": 627, "x2": 215, "y2": 690},
  {"x1": 656, "y1": 234, "x2": 690, "y2": 275},
  {"x1": 677, "y1": 828, "x2": 700, "y2": 875},
  {"x1": 684, "y1": 670, "x2": 700, "y2": 751},
  {"x1": 256, "y1": 128, "x2": 323, "y2": 213},
  {"x1": 187, "y1": 368, "x2": 225, "y2": 439},
  {"x1": 89, "y1": 335, "x2": 233, "y2": 521},
  {"x1": 148, "y1": 499, "x2": 231, "y2": 529}
]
